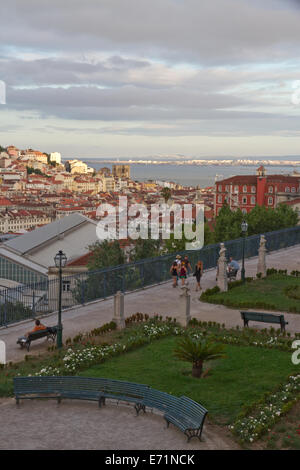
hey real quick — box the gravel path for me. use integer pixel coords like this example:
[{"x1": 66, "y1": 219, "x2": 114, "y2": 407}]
[{"x1": 0, "y1": 398, "x2": 240, "y2": 450}]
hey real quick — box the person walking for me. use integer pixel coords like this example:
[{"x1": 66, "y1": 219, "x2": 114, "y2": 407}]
[
  {"x1": 179, "y1": 262, "x2": 187, "y2": 286},
  {"x1": 170, "y1": 261, "x2": 179, "y2": 287},
  {"x1": 194, "y1": 260, "x2": 203, "y2": 291},
  {"x1": 183, "y1": 255, "x2": 192, "y2": 275}
]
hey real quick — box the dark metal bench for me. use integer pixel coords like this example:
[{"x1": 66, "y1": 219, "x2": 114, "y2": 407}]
[
  {"x1": 13, "y1": 376, "x2": 149, "y2": 413},
  {"x1": 90, "y1": 378, "x2": 149, "y2": 414},
  {"x1": 142, "y1": 388, "x2": 207, "y2": 441},
  {"x1": 17, "y1": 326, "x2": 58, "y2": 352},
  {"x1": 142, "y1": 388, "x2": 181, "y2": 414},
  {"x1": 240, "y1": 311, "x2": 288, "y2": 332},
  {"x1": 165, "y1": 396, "x2": 208, "y2": 442},
  {"x1": 13, "y1": 377, "x2": 208, "y2": 441}
]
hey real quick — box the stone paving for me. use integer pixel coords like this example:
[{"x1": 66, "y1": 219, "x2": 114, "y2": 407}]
[
  {"x1": 1, "y1": 245, "x2": 299, "y2": 363},
  {"x1": 0, "y1": 398, "x2": 240, "y2": 450}
]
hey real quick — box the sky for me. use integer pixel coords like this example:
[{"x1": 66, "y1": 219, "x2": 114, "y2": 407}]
[{"x1": 1, "y1": 0, "x2": 300, "y2": 159}]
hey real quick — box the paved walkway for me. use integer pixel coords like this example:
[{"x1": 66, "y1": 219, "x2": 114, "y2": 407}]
[
  {"x1": 1, "y1": 245, "x2": 300, "y2": 363},
  {"x1": 0, "y1": 398, "x2": 240, "y2": 450}
]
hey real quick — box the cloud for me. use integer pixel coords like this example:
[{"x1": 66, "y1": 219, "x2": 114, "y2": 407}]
[
  {"x1": 1, "y1": 0, "x2": 300, "y2": 155},
  {"x1": 1, "y1": 0, "x2": 300, "y2": 64}
]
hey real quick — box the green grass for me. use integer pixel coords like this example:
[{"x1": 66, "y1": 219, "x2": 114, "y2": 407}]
[
  {"x1": 79, "y1": 336, "x2": 299, "y2": 424},
  {"x1": 202, "y1": 275, "x2": 300, "y2": 313}
]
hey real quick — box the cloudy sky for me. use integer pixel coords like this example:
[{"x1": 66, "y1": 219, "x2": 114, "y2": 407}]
[{"x1": 1, "y1": 0, "x2": 300, "y2": 158}]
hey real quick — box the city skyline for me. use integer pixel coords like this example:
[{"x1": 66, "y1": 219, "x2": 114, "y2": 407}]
[{"x1": 1, "y1": 1, "x2": 300, "y2": 158}]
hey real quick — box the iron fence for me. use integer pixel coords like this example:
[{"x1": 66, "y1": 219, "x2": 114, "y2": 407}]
[{"x1": 0, "y1": 225, "x2": 299, "y2": 327}]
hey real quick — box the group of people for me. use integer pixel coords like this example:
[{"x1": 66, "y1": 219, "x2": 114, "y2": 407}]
[
  {"x1": 170, "y1": 255, "x2": 203, "y2": 291},
  {"x1": 170, "y1": 255, "x2": 241, "y2": 290}
]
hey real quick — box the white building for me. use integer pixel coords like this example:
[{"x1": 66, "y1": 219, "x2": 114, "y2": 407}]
[
  {"x1": 65, "y1": 159, "x2": 88, "y2": 174},
  {"x1": 50, "y1": 152, "x2": 62, "y2": 165}
]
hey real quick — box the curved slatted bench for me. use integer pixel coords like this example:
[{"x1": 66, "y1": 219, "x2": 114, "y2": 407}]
[
  {"x1": 13, "y1": 377, "x2": 207, "y2": 441},
  {"x1": 164, "y1": 396, "x2": 208, "y2": 442},
  {"x1": 141, "y1": 389, "x2": 207, "y2": 441},
  {"x1": 14, "y1": 376, "x2": 149, "y2": 413}
]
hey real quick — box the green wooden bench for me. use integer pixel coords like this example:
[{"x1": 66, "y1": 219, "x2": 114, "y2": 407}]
[
  {"x1": 165, "y1": 396, "x2": 208, "y2": 442},
  {"x1": 95, "y1": 378, "x2": 149, "y2": 414},
  {"x1": 13, "y1": 376, "x2": 149, "y2": 413},
  {"x1": 17, "y1": 326, "x2": 57, "y2": 352},
  {"x1": 141, "y1": 388, "x2": 181, "y2": 414},
  {"x1": 240, "y1": 311, "x2": 288, "y2": 332},
  {"x1": 13, "y1": 377, "x2": 208, "y2": 441},
  {"x1": 141, "y1": 389, "x2": 207, "y2": 441}
]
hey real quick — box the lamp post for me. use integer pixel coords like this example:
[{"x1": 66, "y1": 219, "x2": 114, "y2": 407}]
[
  {"x1": 241, "y1": 220, "x2": 248, "y2": 283},
  {"x1": 54, "y1": 250, "x2": 67, "y2": 348}
]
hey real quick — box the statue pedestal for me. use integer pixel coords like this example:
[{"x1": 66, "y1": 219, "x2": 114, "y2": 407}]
[
  {"x1": 175, "y1": 286, "x2": 191, "y2": 327},
  {"x1": 217, "y1": 243, "x2": 228, "y2": 292},
  {"x1": 113, "y1": 291, "x2": 125, "y2": 329},
  {"x1": 257, "y1": 235, "x2": 267, "y2": 278}
]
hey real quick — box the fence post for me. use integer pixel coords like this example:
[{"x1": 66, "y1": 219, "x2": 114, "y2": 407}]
[
  {"x1": 32, "y1": 291, "x2": 36, "y2": 317},
  {"x1": 113, "y1": 291, "x2": 125, "y2": 329},
  {"x1": 4, "y1": 291, "x2": 7, "y2": 327},
  {"x1": 81, "y1": 281, "x2": 85, "y2": 305},
  {"x1": 122, "y1": 267, "x2": 125, "y2": 293},
  {"x1": 103, "y1": 272, "x2": 107, "y2": 299}
]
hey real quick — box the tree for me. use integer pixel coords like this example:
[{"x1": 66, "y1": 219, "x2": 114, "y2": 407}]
[
  {"x1": 72, "y1": 240, "x2": 126, "y2": 304},
  {"x1": 130, "y1": 238, "x2": 160, "y2": 261},
  {"x1": 204, "y1": 222, "x2": 214, "y2": 245},
  {"x1": 26, "y1": 166, "x2": 44, "y2": 176},
  {"x1": 213, "y1": 202, "x2": 298, "y2": 243},
  {"x1": 87, "y1": 240, "x2": 125, "y2": 271},
  {"x1": 213, "y1": 203, "x2": 244, "y2": 242},
  {"x1": 174, "y1": 336, "x2": 226, "y2": 378},
  {"x1": 246, "y1": 204, "x2": 298, "y2": 236},
  {"x1": 161, "y1": 187, "x2": 172, "y2": 203}
]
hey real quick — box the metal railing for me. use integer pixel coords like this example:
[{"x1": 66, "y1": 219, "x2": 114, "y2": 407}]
[{"x1": 0, "y1": 225, "x2": 299, "y2": 327}]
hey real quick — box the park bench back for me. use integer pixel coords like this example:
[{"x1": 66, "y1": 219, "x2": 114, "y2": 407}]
[
  {"x1": 143, "y1": 388, "x2": 181, "y2": 413},
  {"x1": 14, "y1": 376, "x2": 148, "y2": 397},
  {"x1": 99, "y1": 379, "x2": 149, "y2": 400},
  {"x1": 240, "y1": 311, "x2": 288, "y2": 331},
  {"x1": 178, "y1": 396, "x2": 208, "y2": 424},
  {"x1": 27, "y1": 329, "x2": 51, "y2": 341},
  {"x1": 241, "y1": 311, "x2": 284, "y2": 324}
]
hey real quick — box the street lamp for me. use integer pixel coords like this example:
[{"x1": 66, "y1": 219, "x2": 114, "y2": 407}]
[
  {"x1": 241, "y1": 220, "x2": 248, "y2": 283},
  {"x1": 54, "y1": 250, "x2": 67, "y2": 348}
]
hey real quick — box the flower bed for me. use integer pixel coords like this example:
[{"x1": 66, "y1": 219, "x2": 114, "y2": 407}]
[
  {"x1": 31, "y1": 320, "x2": 182, "y2": 377},
  {"x1": 230, "y1": 374, "x2": 300, "y2": 443}
]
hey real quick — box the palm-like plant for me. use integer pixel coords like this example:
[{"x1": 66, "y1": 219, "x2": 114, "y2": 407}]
[
  {"x1": 161, "y1": 187, "x2": 172, "y2": 203},
  {"x1": 174, "y1": 336, "x2": 226, "y2": 378}
]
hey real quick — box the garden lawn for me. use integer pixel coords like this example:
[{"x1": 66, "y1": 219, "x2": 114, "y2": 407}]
[
  {"x1": 79, "y1": 336, "x2": 299, "y2": 424},
  {"x1": 201, "y1": 274, "x2": 300, "y2": 312}
]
